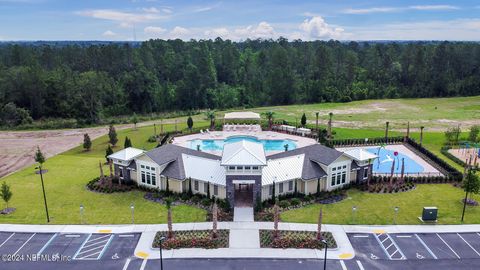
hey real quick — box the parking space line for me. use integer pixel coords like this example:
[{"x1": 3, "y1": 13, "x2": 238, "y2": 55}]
[
  {"x1": 356, "y1": 260, "x2": 365, "y2": 270},
  {"x1": 13, "y1": 233, "x2": 36, "y2": 255},
  {"x1": 0, "y1": 232, "x2": 15, "y2": 248},
  {"x1": 37, "y1": 233, "x2": 58, "y2": 255},
  {"x1": 97, "y1": 234, "x2": 114, "y2": 260},
  {"x1": 374, "y1": 233, "x2": 406, "y2": 260},
  {"x1": 73, "y1": 233, "x2": 92, "y2": 259},
  {"x1": 436, "y1": 234, "x2": 460, "y2": 259},
  {"x1": 457, "y1": 233, "x2": 480, "y2": 257},
  {"x1": 396, "y1": 235, "x2": 412, "y2": 238},
  {"x1": 82, "y1": 239, "x2": 109, "y2": 249},
  {"x1": 140, "y1": 259, "x2": 148, "y2": 270},
  {"x1": 65, "y1": 234, "x2": 81, "y2": 238},
  {"x1": 340, "y1": 260, "x2": 347, "y2": 270},
  {"x1": 122, "y1": 258, "x2": 131, "y2": 270},
  {"x1": 76, "y1": 245, "x2": 104, "y2": 256},
  {"x1": 414, "y1": 234, "x2": 437, "y2": 259},
  {"x1": 119, "y1": 234, "x2": 135, "y2": 238}
]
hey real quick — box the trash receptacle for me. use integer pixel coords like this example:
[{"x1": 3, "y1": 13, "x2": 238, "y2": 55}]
[{"x1": 422, "y1": 207, "x2": 438, "y2": 221}]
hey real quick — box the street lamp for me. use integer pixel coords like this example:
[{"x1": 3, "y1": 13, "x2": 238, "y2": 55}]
[
  {"x1": 321, "y1": 239, "x2": 328, "y2": 270},
  {"x1": 394, "y1": 206, "x2": 399, "y2": 225},
  {"x1": 352, "y1": 206, "x2": 357, "y2": 224},
  {"x1": 130, "y1": 203, "x2": 135, "y2": 224},
  {"x1": 159, "y1": 236, "x2": 166, "y2": 270},
  {"x1": 35, "y1": 166, "x2": 50, "y2": 223},
  {"x1": 80, "y1": 204, "x2": 84, "y2": 224}
]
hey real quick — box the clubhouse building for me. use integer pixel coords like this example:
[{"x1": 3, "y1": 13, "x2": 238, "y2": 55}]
[{"x1": 108, "y1": 138, "x2": 376, "y2": 207}]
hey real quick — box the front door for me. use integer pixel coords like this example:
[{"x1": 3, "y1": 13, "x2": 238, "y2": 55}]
[{"x1": 234, "y1": 183, "x2": 253, "y2": 207}]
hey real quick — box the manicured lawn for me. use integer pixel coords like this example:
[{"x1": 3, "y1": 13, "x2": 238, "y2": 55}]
[
  {"x1": 281, "y1": 185, "x2": 480, "y2": 225},
  {"x1": 0, "y1": 123, "x2": 208, "y2": 225}
]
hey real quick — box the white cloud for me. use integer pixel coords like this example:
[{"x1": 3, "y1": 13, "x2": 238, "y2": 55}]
[
  {"x1": 162, "y1": 8, "x2": 173, "y2": 14},
  {"x1": 102, "y1": 30, "x2": 117, "y2": 37},
  {"x1": 76, "y1": 9, "x2": 165, "y2": 23},
  {"x1": 192, "y1": 2, "x2": 221, "y2": 13},
  {"x1": 347, "y1": 18, "x2": 480, "y2": 41},
  {"x1": 299, "y1": 16, "x2": 344, "y2": 39},
  {"x1": 144, "y1": 26, "x2": 166, "y2": 34},
  {"x1": 142, "y1": 7, "x2": 159, "y2": 13},
  {"x1": 204, "y1": 27, "x2": 230, "y2": 38},
  {"x1": 343, "y1": 7, "x2": 400, "y2": 14},
  {"x1": 169, "y1": 26, "x2": 190, "y2": 39},
  {"x1": 234, "y1": 22, "x2": 275, "y2": 39},
  {"x1": 409, "y1": 5, "x2": 459, "y2": 11}
]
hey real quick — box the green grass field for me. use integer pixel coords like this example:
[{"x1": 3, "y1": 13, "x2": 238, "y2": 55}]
[
  {"x1": 281, "y1": 185, "x2": 480, "y2": 225},
  {"x1": 0, "y1": 123, "x2": 210, "y2": 224}
]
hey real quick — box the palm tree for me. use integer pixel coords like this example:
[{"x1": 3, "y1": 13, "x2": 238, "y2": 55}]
[
  {"x1": 273, "y1": 201, "x2": 279, "y2": 239},
  {"x1": 263, "y1": 111, "x2": 275, "y2": 130},
  {"x1": 212, "y1": 200, "x2": 218, "y2": 239},
  {"x1": 316, "y1": 207, "x2": 323, "y2": 240},
  {"x1": 165, "y1": 197, "x2": 174, "y2": 239},
  {"x1": 205, "y1": 110, "x2": 216, "y2": 130}
]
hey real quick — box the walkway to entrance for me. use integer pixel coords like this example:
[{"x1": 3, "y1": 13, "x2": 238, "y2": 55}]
[{"x1": 234, "y1": 184, "x2": 253, "y2": 207}]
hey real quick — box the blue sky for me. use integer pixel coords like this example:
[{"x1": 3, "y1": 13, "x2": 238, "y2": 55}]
[{"x1": 0, "y1": 0, "x2": 479, "y2": 41}]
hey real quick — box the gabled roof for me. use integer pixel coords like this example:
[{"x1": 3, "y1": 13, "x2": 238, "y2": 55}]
[
  {"x1": 343, "y1": 148, "x2": 378, "y2": 162},
  {"x1": 108, "y1": 147, "x2": 145, "y2": 161},
  {"x1": 262, "y1": 154, "x2": 304, "y2": 185},
  {"x1": 224, "y1": 111, "x2": 261, "y2": 120},
  {"x1": 267, "y1": 144, "x2": 343, "y2": 166},
  {"x1": 221, "y1": 140, "x2": 266, "y2": 166},
  {"x1": 183, "y1": 154, "x2": 226, "y2": 186},
  {"x1": 145, "y1": 144, "x2": 220, "y2": 180}
]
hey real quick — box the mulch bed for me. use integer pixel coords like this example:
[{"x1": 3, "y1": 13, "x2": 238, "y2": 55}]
[
  {"x1": 260, "y1": 230, "x2": 337, "y2": 249},
  {"x1": 152, "y1": 230, "x2": 229, "y2": 249},
  {"x1": 0, "y1": 207, "x2": 16, "y2": 215},
  {"x1": 86, "y1": 177, "x2": 135, "y2": 193}
]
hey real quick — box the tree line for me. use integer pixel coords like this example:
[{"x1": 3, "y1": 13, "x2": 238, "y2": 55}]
[{"x1": 1, "y1": 38, "x2": 479, "y2": 126}]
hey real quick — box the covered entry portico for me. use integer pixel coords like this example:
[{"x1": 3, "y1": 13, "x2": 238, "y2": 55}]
[{"x1": 233, "y1": 179, "x2": 255, "y2": 207}]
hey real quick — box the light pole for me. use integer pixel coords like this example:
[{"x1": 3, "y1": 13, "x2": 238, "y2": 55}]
[
  {"x1": 35, "y1": 165, "x2": 50, "y2": 223},
  {"x1": 352, "y1": 206, "x2": 357, "y2": 224},
  {"x1": 80, "y1": 204, "x2": 84, "y2": 225},
  {"x1": 321, "y1": 239, "x2": 328, "y2": 270},
  {"x1": 393, "y1": 206, "x2": 399, "y2": 225},
  {"x1": 159, "y1": 236, "x2": 166, "y2": 270},
  {"x1": 130, "y1": 203, "x2": 135, "y2": 224}
]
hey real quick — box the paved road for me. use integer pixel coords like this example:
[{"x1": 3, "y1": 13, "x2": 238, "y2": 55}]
[{"x1": 1, "y1": 231, "x2": 480, "y2": 269}]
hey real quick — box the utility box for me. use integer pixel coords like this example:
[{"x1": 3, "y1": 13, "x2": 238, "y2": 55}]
[{"x1": 422, "y1": 207, "x2": 438, "y2": 221}]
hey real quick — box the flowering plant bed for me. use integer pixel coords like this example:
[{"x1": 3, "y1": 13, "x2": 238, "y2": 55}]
[
  {"x1": 0, "y1": 207, "x2": 16, "y2": 215},
  {"x1": 86, "y1": 177, "x2": 136, "y2": 193},
  {"x1": 461, "y1": 198, "x2": 479, "y2": 206},
  {"x1": 152, "y1": 230, "x2": 229, "y2": 250},
  {"x1": 259, "y1": 230, "x2": 336, "y2": 249}
]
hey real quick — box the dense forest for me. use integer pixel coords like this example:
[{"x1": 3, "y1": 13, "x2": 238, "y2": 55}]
[{"x1": 0, "y1": 38, "x2": 479, "y2": 126}]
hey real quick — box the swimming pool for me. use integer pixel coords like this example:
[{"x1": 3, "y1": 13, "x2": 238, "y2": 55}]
[
  {"x1": 367, "y1": 147, "x2": 425, "y2": 174},
  {"x1": 189, "y1": 136, "x2": 297, "y2": 152}
]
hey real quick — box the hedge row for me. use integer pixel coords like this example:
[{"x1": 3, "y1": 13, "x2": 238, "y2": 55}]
[
  {"x1": 440, "y1": 146, "x2": 467, "y2": 167},
  {"x1": 327, "y1": 136, "x2": 405, "y2": 147}
]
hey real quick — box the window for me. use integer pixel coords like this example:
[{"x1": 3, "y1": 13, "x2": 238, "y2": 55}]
[
  {"x1": 363, "y1": 168, "x2": 369, "y2": 179},
  {"x1": 331, "y1": 164, "x2": 348, "y2": 187},
  {"x1": 288, "y1": 181, "x2": 293, "y2": 191},
  {"x1": 279, "y1": 182, "x2": 284, "y2": 193},
  {"x1": 194, "y1": 180, "x2": 199, "y2": 191},
  {"x1": 119, "y1": 167, "x2": 124, "y2": 178},
  {"x1": 229, "y1": 166, "x2": 235, "y2": 170},
  {"x1": 204, "y1": 182, "x2": 209, "y2": 193},
  {"x1": 141, "y1": 172, "x2": 146, "y2": 183},
  {"x1": 252, "y1": 166, "x2": 259, "y2": 170},
  {"x1": 140, "y1": 165, "x2": 156, "y2": 186},
  {"x1": 245, "y1": 166, "x2": 251, "y2": 170},
  {"x1": 236, "y1": 166, "x2": 243, "y2": 170},
  {"x1": 152, "y1": 174, "x2": 156, "y2": 186},
  {"x1": 269, "y1": 185, "x2": 273, "y2": 195},
  {"x1": 214, "y1": 185, "x2": 218, "y2": 196},
  {"x1": 341, "y1": 172, "x2": 346, "y2": 184}
]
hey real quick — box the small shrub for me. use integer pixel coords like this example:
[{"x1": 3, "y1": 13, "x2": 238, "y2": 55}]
[
  {"x1": 290, "y1": 198, "x2": 301, "y2": 206},
  {"x1": 278, "y1": 200, "x2": 290, "y2": 209}
]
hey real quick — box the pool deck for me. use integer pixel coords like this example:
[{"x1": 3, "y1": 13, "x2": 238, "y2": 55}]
[
  {"x1": 337, "y1": 144, "x2": 441, "y2": 176},
  {"x1": 172, "y1": 130, "x2": 318, "y2": 156}
]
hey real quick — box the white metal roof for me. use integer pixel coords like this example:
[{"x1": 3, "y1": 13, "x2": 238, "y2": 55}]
[
  {"x1": 262, "y1": 154, "x2": 305, "y2": 185},
  {"x1": 108, "y1": 147, "x2": 145, "y2": 161},
  {"x1": 221, "y1": 140, "x2": 267, "y2": 166},
  {"x1": 343, "y1": 148, "x2": 378, "y2": 162},
  {"x1": 182, "y1": 154, "x2": 226, "y2": 186},
  {"x1": 224, "y1": 111, "x2": 261, "y2": 120}
]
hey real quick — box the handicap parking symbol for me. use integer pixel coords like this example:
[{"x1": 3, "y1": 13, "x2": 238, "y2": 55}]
[
  {"x1": 370, "y1": 253, "x2": 379, "y2": 260},
  {"x1": 416, "y1": 253, "x2": 425, "y2": 259},
  {"x1": 112, "y1": 253, "x2": 120, "y2": 260}
]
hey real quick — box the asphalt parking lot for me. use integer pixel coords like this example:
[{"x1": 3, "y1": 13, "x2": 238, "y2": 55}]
[
  {"x1": 348, "y1": 231, "x2": 480, "y2": 261},
  {"x1": 0, "y1": 231, "x2": 140, "y2": 264}
]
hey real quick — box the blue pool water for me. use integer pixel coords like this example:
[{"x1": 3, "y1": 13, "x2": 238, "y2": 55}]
[
  {"x1": 189, "y1": 136, "x2": 297, "y2": 152},
  {"x1": 366, "y1": 148, "x2": 424, "y2": 174}
]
